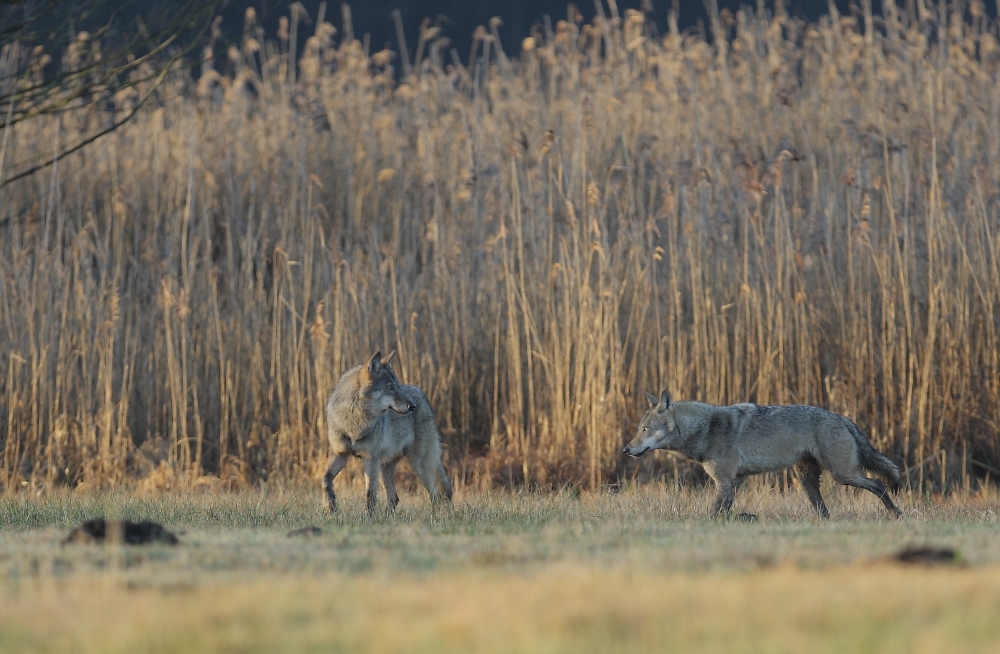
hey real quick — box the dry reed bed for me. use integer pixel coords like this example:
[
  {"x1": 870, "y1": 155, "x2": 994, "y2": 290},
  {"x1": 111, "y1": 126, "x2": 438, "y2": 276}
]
[{"x1": 1, "y1": 3, "x2": 999, "y2": 492}]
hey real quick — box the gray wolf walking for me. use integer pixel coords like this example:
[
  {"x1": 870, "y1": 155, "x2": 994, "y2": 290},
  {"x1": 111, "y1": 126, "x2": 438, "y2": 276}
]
[
  {"x1": 323, "y1": 351, "x2": 453, "y2": 514},
  {"x1": 623, "y1": 391, "x2": 902, "y2": 518}
]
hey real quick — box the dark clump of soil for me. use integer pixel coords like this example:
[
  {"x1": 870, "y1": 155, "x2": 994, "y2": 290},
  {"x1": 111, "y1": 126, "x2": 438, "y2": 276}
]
[
  {"x1": 63, "y1": 518, "x2": 179, "y2": 546},
  {"x1": 894, "y1": 546, "x2": 958, "y2": 565},
  {"x1": 287, "y1": 526, "x2": 323, "y2": 537}
]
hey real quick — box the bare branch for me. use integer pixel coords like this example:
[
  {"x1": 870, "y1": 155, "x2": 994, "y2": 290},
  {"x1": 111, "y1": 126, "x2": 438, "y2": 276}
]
[
  {"x1": 0, "y1": 51, "x2": 173, "y2": 188},
  {"x1": 0, "y1": 0, "x2": 219, "y2": 122},
  {"x1": 0, "y1": 0, "x2": 220, "y2": 183}
]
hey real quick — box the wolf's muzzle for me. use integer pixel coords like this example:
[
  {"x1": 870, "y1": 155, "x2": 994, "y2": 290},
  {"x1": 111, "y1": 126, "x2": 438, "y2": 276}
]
[
  {"x1": 392, "y1": 403, "x2": 417, "y2": 415},
  {"x1": 623, "y1": 445, "x2": 650, "y2": 457}
]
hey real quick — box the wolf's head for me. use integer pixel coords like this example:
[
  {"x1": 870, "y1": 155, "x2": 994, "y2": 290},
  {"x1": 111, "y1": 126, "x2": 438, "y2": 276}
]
[
  {"x1": 623, "y1": 391, "x2": 677, "y2": 457},
  {"x1": 361, "y1": 350, "x2": 416, "y2": 416}
]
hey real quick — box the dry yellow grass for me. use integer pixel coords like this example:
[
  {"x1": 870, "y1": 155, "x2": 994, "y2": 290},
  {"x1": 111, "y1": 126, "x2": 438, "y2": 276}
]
[
  {"x1": 1, "y1": 488, "x2": 999, "y2": 652},
  {"x1": 2, "y1": 562, "x2": 1000, "y2": 653},
  {"x1": 1, "y1": 3, "x2": 999, "y2": 494}
]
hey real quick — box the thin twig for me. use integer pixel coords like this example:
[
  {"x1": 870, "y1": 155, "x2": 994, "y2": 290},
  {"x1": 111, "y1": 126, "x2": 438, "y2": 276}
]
[{"x1": 0, "y1": 59, "x2": 171, "y2": 188}]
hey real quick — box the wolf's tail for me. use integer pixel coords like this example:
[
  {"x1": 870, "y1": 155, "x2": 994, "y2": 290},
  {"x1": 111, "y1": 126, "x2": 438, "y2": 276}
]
[{"x1": 846, "y1": 419, "x2": 902, "y2": 492}]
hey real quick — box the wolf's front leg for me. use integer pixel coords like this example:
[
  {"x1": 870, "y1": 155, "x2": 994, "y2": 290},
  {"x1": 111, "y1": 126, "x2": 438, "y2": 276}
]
[
  {"x1": 363, "y1": 456, "x2": 381, "y2": 515},
  {"x1": 323, "y1": 453, "x2": 348, "y2": 513},
  {"x1": 711, "y1": 479, "x2": 738, "y2": 517},
  {"x1": 381, "y1": 459, "x2": 400, "y2": 511}
]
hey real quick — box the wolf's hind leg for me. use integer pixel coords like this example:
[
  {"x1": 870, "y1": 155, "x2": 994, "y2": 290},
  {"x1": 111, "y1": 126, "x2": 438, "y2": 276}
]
[
  {"x1": 795, "y1": 457, "x2": 830, "y2": 518},
  {"x1": 323, "y1": 453, "x2": 348, "y2": 513},
  {"x1": 410, "y1": 454, "x2": 451, "y2": 507},
  {"x1": 437, "y1": 462, "x2": 453, "y2": 502},
  {"x1": 381, "y1": 459, "x2": 400, "y2": 511},
  {"x1": 414, "y1": 463, "x2": 441, "y2": 504},
  {"x1": 363, "y1": 456, "x2": 381, "y2": 515},
  {"x1": 842, "y1": 475, "x2": 902, "y2": 518}
]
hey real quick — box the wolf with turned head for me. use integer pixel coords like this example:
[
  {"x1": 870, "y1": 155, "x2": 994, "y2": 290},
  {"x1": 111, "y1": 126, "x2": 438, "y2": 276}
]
[
  {"x1": 323, "y1": 351, "x2": 452, "y2": 514},
  {"x1": 623, "y1": 391, "x2": 902, "y2": 518}
]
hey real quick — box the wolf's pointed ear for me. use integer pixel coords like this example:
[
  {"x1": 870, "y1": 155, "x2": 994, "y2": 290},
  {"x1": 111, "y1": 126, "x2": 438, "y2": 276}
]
[
  {"x1": 381, "y1": 350, "x2": 396, "y2": 367},
  {"x1": 659, "y1": 390, "x2": 673, "y2": 410},
  {"x1": 367, "y1": 351, "x2": 382, "y2": 376},
  {"x1": 645, "y1": 392, "x2": 658, "y2": 408}
]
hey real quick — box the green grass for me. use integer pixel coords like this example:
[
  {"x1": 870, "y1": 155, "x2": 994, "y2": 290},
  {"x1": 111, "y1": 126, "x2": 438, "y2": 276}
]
[
  {"x1": 2, "y1": 484, "x2": 1000, "y2": 575},
  {"x1": 1, "y1": 487, "x2": 999, "y2": 652}
]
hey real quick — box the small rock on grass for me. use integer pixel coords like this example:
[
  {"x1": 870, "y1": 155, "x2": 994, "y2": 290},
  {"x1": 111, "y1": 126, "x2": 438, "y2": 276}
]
[
  {"x1": 894, "y1": 546, "x2": 958, "y2": 565},
  {"x1": 63, "y1": 518, "x2": 179, "y2": 546}
]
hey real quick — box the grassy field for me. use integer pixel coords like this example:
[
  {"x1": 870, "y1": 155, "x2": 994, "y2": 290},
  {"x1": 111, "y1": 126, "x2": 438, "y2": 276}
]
[
  {"x1": 4, "y1": 3, "x2": 1000, "y2": 649},
  {"x1": 1, "y1": 486, "x2": 999, "y2": 652}
]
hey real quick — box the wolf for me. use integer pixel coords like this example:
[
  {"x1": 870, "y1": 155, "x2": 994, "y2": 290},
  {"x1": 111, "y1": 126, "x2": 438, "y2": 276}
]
[
  {"x1": 623, "y1": 391, "x2": 902, "y2": 518},
  {"x1": 323, "y1": 350, "x2": 453, "y2": 514}
]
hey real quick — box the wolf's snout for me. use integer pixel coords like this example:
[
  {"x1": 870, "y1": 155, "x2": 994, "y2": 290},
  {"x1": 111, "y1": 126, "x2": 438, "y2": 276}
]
[
  {"x1": 623, "y1": 444, "x2": 649, "y2": 457},
  {"x1": 390, "y1": 402, "x2": 417, "y2": 415}
]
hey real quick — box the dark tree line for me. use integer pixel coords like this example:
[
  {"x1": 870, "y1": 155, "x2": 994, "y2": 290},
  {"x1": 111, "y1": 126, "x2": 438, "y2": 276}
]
[{"x1": 217, "y1": 0, "x2": 864, "y2": 67}]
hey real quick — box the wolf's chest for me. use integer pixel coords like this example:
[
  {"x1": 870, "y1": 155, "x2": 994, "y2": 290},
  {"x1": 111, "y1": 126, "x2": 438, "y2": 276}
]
[{"x1": 366, "y1": 414, "x2": 416, "y2": 457}]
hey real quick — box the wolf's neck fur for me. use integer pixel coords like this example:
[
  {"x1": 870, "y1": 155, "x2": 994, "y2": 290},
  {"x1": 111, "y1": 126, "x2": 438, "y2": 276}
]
[
  {"x1": 329, "y1": 365, "x2": 382, "y2": 441},
  {"x1": 672, "y1": 402, "x2": 712, "y2": 462}
]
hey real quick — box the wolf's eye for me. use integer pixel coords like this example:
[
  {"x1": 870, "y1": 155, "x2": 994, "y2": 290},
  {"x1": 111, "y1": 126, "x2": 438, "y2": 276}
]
[{"x1": 642, "y1": 427, "x2": 648, "y2": 432}]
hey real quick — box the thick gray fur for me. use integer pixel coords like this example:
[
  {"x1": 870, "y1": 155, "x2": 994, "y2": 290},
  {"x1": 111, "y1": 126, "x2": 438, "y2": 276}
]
[
  {"x1": 323, "y1": 351, "x2": 453, "y2": 514},
  {"x1": 623, "y1": 391, "x2": 902, "y2": 519}
]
